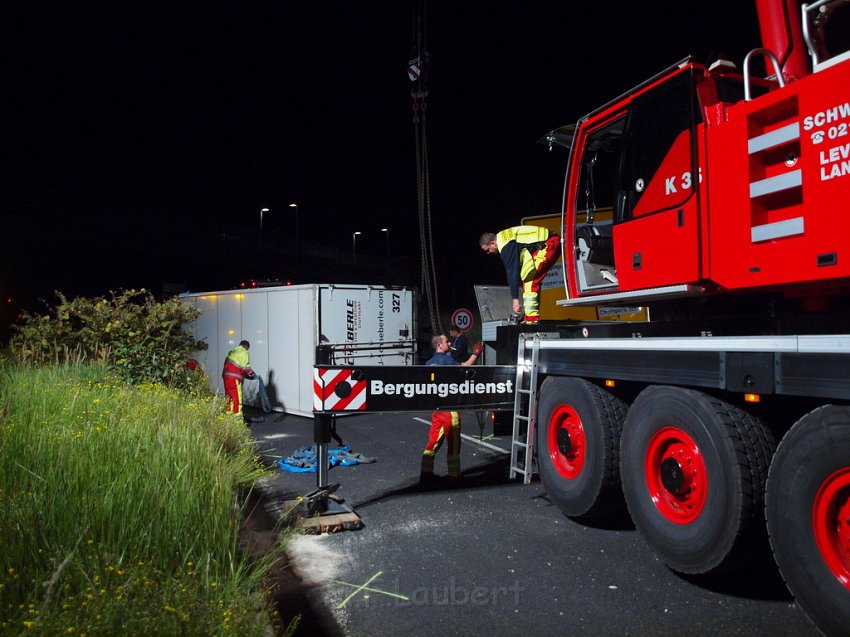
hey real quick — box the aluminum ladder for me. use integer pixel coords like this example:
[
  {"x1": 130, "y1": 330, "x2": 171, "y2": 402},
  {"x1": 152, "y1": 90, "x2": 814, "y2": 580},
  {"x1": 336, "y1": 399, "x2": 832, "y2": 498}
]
[{"x1": 509, "y1": 333, "x2": 541, "y2": 484}]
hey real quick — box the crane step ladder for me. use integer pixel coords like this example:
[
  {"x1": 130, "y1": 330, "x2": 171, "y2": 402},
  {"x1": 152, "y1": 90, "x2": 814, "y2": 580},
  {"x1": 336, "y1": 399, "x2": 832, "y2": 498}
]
[{"x1": 509, "y1": 333, "x2": 543, "y2": 484}]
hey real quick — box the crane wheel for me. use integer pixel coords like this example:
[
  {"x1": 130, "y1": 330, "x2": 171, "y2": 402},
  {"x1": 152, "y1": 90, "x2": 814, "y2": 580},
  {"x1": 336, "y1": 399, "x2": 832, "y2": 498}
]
[
  {"x1": 536, "y1": 376, "x2": 627, "y2": 519},
  {"x1": 766, "y1": 405, "x2": 850, "y2": 637},
  {"x1": 620, "y1": 386, "x2": 775, "y2": 575}
]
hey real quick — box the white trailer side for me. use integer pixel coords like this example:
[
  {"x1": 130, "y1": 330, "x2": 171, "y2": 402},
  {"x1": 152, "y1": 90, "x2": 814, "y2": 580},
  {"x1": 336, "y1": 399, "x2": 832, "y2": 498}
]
[{"x1": 179, "y1": 284, "x2": 416, "y2": 416}]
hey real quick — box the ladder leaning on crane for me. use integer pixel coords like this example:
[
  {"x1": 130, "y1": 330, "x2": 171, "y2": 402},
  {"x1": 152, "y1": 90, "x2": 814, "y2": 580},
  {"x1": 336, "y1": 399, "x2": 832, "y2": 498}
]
[{"x1": 509, "y1": 334, "x2": 541, "y2": 483}]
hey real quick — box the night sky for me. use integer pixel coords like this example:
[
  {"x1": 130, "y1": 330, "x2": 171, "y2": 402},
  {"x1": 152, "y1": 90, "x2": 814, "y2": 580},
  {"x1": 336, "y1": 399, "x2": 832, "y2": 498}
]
[{"x1": 1, "y1": 1, "x2": 762, "y2": 332}]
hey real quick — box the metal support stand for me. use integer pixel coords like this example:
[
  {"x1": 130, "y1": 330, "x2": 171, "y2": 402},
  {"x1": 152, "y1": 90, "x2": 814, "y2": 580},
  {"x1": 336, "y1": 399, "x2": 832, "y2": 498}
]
[{"x1": 293, "y1": 412, "x2": 356, "y2": 518}]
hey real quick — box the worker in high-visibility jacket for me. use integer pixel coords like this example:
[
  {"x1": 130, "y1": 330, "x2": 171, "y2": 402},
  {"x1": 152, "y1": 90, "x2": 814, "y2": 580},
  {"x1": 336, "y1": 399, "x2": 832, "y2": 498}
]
[
  {"x1": 479, "y1": 226, "x2": 561, "y2": 323},
  {"x1": 420, "y1": 334, "x2": 483, "y2": 485},
  {"x1": 222, "y1": 340, "x2": 256, "y2": 414}
]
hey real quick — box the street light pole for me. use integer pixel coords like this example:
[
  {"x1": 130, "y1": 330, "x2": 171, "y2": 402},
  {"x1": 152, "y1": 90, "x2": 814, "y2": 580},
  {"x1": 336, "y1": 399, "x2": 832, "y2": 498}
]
[
  {"x1": 260, "y1": 207, "x2": 269, "y2": 232},
  {"x1": 352, "y1": 231, "x2": 361, "y2": 263},
  {"x1": 289, "y1": 203, "x2": 299, "y2": 239},
  {"x1": 381, "y1": 227, "x2": 390, "y2": 257}
]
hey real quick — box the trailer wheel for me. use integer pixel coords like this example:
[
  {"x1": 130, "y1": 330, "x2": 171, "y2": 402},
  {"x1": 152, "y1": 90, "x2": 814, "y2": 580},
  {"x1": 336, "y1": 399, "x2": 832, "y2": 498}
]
[
  {"x1": 536, "y1": 377, "x2": 626, "y2": 519},
  {"x1": 621, "y1": 386, "x2": 775, "y2": 574},
  {"x1": 766, "y1": 406, "x2": 850, "y2": 636}
]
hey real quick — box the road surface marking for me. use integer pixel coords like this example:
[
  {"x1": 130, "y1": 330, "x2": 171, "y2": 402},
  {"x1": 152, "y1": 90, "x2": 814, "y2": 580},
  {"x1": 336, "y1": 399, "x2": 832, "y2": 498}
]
[
  {"x1": 333, "y1": 571, "x2": 409, "y2": 607},
  {"x1": 413, "y1": 417, "x2": 510, "y2": 455}
]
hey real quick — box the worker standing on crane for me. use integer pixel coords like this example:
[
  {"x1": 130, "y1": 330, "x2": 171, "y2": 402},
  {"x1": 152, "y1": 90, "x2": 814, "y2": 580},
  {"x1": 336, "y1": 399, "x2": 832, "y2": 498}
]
[
  {"x1": 479, "y1": 226, "x2": 561, "y2": 323},
  {"x1": 222, "y1": 340, "x2": 256, "y2": 415},
  {"x1": 420, "y1": 334, "x2": 484, "y2": 485}
]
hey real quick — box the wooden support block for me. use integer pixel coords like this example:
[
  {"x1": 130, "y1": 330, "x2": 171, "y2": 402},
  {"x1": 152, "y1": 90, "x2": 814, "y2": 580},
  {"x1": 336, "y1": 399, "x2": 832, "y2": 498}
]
[{"x1": 283, "y1": 500, "x2": 362, "y2": 534}]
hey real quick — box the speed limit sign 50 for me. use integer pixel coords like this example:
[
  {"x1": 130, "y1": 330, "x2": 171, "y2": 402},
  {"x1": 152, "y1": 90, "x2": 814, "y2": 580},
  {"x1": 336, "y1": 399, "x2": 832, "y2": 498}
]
[{"x1": 451, "y1": 308, "x2": 474, "y2": 332}]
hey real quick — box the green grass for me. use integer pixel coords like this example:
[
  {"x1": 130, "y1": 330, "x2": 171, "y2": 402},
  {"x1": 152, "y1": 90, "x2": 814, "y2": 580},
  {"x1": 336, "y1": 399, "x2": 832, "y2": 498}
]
[{"x1": 0, "y1": 361, "x2": 289, "y2": 636}]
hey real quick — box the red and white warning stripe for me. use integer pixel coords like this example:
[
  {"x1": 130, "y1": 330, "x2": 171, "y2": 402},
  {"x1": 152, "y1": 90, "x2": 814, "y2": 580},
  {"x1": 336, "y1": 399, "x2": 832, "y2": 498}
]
[{"x1": 313, "y1": 368, "x2": 367, "y2": 411}]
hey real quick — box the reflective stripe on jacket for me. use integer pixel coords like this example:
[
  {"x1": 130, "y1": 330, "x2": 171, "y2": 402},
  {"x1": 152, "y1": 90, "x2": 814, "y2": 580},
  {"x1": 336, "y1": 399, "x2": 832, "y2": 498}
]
[
  {"x1": 495, "y1": 226, "x2": 552, "y2": 299},
  {"x1": 494, "y1": 225, "x2": 550, "y2": 252},
  {"x1": 222, "y1": 345, "x2": 253, "y2": 379}
]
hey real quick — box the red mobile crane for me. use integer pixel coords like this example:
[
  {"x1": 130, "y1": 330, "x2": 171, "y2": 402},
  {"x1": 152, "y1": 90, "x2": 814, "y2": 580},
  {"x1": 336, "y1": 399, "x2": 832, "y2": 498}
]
[
  {"x1": 313, "y1": 1, "x2": 850, "y2": 633},
  {"x1": 531, "y1": 0, "x2": 850, "y2": 632}
]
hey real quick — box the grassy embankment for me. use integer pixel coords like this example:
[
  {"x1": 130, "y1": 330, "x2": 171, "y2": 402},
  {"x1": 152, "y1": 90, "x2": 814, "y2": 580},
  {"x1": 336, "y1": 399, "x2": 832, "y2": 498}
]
[{"x1": 0, "y1": 361, "x2": 291, "y2": 636}]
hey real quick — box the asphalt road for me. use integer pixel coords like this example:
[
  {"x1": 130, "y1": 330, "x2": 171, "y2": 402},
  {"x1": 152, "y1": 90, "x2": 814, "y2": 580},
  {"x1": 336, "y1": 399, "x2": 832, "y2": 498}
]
[{"x1": 249, "y1": 411, "x2": 821, "y2": 637}]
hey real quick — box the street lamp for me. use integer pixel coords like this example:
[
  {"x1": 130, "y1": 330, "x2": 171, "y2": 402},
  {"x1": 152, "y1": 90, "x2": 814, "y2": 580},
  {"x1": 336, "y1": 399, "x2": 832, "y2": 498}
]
[
  {"x1": 381, "y1": 227, "x2": 390, "y2": 257},
  {"x1": 289, "y1": 203, "x2": 299, "y2": 239},
  {"x1": 260, "y1": 208, "x2": 269, "y2": 232},
  {"x1": 352, "y1": 231, "x2": 362, "y2": 263}
]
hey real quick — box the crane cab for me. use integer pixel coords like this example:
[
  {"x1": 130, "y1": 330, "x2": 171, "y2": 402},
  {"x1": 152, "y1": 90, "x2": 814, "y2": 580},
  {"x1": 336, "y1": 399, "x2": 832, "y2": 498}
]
[{"x1": 559, "y1": 6, "x2": 850, "y2": 311}]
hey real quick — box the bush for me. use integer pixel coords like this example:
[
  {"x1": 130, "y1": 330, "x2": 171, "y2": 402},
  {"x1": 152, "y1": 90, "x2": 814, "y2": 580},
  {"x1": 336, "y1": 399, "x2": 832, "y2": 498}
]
[{"x1": 10, "y1": 289, "x2": 207, "y2": 389}]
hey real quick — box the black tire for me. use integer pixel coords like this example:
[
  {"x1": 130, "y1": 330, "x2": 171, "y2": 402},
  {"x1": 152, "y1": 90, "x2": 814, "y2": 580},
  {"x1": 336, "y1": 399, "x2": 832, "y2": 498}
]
[
  {"x1": 536, "y1": 376, "x2": 627, "y2": 519},
  {"x1": 766, "y1": 406, "x2": 850, "y2": 637},
  {"x1": 620, "y1": 386, "x2": 775, "y2": 574}
]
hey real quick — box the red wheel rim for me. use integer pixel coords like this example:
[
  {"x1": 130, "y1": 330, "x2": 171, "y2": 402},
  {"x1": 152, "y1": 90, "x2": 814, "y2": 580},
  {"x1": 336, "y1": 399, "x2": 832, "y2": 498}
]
[
  {"x1": 547, "y1": 404, "x2": 585, "y2": 479},
  {"x1": 644, "y1": 426, "x2": 707, "y2": 524},
  {"x1": 813, "y1": 467, "x2": 850, "y2": 589}
]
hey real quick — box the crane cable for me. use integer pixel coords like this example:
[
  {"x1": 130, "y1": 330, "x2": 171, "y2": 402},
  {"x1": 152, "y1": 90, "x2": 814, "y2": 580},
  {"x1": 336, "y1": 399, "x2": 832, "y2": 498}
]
[
  {"x1": 410, "y1": 0, "x2": 441, "y2": 335},
  {"x1": 413, "y1": 92, "x2": 441, "y2": 336}
]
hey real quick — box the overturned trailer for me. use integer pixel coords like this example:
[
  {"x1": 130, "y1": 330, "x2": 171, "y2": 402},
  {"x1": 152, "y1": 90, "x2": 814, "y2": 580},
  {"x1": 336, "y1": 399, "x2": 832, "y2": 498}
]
[{"x1": 179, "y1": 283, "x2": 417, "y2": 416}]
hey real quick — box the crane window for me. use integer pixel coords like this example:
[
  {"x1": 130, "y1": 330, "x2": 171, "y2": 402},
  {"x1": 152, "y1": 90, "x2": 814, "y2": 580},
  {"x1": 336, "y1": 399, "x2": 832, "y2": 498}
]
[
  {"x1": 617, "y1": 69, "x2": 698, "y2": 221},
  {"x1": 574, "y1": 116, "x2": 625, "y2": 226}
]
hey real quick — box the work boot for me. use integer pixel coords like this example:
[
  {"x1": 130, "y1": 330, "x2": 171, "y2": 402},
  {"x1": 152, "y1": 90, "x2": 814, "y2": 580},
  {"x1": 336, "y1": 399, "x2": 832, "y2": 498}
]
[{"x1": 418, "y1": 473, "x2": 451, "y2": 490}]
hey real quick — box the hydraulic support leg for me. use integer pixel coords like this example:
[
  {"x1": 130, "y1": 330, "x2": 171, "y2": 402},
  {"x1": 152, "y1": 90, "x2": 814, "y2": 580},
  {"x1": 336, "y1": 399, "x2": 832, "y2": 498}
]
[{"x1": 295, "y1": 413, "x2": 355, "y2": 517}]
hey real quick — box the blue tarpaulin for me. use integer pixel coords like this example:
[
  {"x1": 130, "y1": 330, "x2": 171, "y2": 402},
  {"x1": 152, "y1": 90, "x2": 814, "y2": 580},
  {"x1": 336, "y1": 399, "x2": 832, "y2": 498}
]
[{"x1": 277, "y1": 445, "x2": 377, "y2": 473}]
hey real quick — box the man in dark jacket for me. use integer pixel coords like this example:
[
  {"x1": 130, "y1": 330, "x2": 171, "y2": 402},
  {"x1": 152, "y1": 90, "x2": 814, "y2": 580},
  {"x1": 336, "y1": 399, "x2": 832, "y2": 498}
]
[{"x1": 449, "y1": 325, "x2": 469, "y2": 362}]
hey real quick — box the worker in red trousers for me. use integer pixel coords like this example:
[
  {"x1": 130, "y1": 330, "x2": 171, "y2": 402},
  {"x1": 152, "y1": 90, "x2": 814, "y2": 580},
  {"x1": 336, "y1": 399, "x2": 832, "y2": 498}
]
[
  {"x1": 420, "y1": 333, "x2": 484, "y2": 484},
  {"x1": 222, "y1": 340, "x2": 256, "y2": 414}
]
